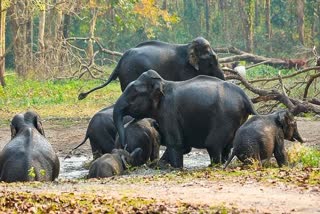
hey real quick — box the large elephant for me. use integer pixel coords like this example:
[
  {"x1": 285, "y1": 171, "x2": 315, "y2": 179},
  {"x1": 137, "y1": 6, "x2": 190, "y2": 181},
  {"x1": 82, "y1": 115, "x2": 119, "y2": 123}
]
[
  {"x1": 113, "y1": 70, "x2": 257, "y2": 168},
  {"x1": 78, "y1": 37, "x2": 225, "y2": 100},
  {"x1": 0, "y1": 111, "x2": 60, "y2": 182},
  {"x1": 115, "y1": 118, "x2": 161, "y2": 166},
  {"x1": 71, "y1": 105, "x2": 132, "y2": 159},
  {"x1": 88, "y1": 148, "x2": 142, "y2": 178},
  {"x1": 223, "y1": 110, "x2": 304, "y2": 168}
]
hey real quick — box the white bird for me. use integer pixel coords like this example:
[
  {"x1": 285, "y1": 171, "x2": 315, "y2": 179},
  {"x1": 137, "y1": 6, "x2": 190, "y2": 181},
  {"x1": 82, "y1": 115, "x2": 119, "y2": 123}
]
[{"x1": 232, "y1": 61, "x2": 246, "y2": 78}]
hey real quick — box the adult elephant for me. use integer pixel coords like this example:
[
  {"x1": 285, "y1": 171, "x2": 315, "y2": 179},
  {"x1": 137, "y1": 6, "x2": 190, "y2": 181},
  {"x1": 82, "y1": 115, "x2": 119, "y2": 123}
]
[
  {"x1": 78, "y1": 37, "x2": 225, "y2": 100},
  {"x1": 71, "y1": 105, "x2": 132, "y2": 159},
  {"x1": 113, "y1": 70, "x2": 257, "y2": 168},
  {"x1": 0, "y1": 111, "x2": 60, "y2": 182}
]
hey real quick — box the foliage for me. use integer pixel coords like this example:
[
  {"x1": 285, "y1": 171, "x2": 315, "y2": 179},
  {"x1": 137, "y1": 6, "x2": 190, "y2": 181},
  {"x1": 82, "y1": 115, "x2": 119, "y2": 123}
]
[
  {"x1": 0, "y1": 70, "x2": 121, "y2": 120},
  {"x1": 0, "y1": 191, "x2": 231, "y2": 213},
  {"x1": 288, "y1": 143, "x2": 320, "y2": 167}
]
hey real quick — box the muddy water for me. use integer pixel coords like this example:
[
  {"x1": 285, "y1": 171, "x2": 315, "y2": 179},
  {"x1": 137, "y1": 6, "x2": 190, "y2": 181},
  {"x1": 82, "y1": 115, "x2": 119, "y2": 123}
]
[{"x1": 59, "y1": 149, "x2": 211, "y2": 179}]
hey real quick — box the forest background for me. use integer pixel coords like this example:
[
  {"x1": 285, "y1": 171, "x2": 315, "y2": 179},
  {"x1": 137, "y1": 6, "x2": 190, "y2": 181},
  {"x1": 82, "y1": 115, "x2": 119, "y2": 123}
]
[
  {"x1": 0, "y1": 0, "x2": 320, "y2": 119},
  {"x1": 1, "y1": 0, "x2": 319, "y2": 81}
]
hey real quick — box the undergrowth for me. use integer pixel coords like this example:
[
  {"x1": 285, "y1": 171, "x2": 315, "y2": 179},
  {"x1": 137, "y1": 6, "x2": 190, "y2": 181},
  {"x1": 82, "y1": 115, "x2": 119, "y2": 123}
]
[{"x1": 0, "y1": 69, "x2": 121, "y2": 120}]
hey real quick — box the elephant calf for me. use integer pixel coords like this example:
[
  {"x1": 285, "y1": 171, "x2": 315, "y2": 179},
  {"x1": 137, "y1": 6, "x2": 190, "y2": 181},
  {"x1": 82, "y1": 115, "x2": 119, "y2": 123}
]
[
  {"x1": 0, "y1": 111, "x2": 60, "y2": 182},
  {"x1": 88, "y1": 148, "x2": 142, "y2": 178},
  {"x1": 224, "y1": 110, "x2": 304, "y2": 169},
  {"x1": 115, "y1": 118, "x2": 161, "y2": 166}
]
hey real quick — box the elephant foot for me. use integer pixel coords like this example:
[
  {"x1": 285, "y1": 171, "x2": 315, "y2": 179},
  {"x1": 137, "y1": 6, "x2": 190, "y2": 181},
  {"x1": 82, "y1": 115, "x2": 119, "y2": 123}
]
[{"x1": 147, "y1": 159, "x2": 173, "y2": 170}]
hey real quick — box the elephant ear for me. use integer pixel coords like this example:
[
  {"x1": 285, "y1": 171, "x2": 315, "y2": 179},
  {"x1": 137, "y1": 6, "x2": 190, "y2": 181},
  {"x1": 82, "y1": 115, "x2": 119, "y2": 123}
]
[
  {"x1": 34, "y1": 114, "x2": 45, "y2": 136},
  {"x1": 10, "y1": 124, "x2": 17, "y2": 139},
  {"x1": 188, "y1": 41, "x2": 199, "y2": 71},
  {"x1": 150, "y1": 77, "x2": 165, "y2": 109},
  {"x1": 276, "y1": 110, "x2": 292, "y2": 134}
]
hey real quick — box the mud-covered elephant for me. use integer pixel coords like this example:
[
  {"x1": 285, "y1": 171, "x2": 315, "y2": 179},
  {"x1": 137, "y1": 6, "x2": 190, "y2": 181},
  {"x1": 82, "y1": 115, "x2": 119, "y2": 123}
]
[
  {"x1": 71, "y1": 105, "x2": 132, "y2": 159},
  {"x1": 224, "y1": 110, "x2": 304, "y2": 168},
  {"x1": 113, "y1": 70, "x2": 257, "y2": 168},
  {"x1": 88, "y1": 148, "x2": 142, "y2": 178},
  {"x1": 78, "y1": 37, "x2": 225, "y2": 100},
  {"x1": 115, "y1": 118, "x2": 161, "y2": 166},
  {"x1": 0, "y1": 111, "x2": 60, "y2": 182}
]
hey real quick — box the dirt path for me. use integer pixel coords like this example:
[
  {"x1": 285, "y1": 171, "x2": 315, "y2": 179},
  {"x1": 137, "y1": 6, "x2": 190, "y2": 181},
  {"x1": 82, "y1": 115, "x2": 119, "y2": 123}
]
[{"x1": 0, "y1": 117, "x2": 319, "y2": 213}]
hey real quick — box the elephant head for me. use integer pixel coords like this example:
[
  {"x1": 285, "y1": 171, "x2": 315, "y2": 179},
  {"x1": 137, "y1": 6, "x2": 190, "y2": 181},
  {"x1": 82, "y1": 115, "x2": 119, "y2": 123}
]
[
  {"x1": 188, "y1": 37, "x2": 224, "y2": 80},
  {"x1": 10, "y1": 111, "x2": 45, "y2": 139},
  {"x1": 114, "y1": 70, "x2": 164, "y2": 148},
  {"x1": 277, "y1": 110, "x2": 303, "y2": 143},
  {"x1": 112, "y1": 148, "x2": 143, "y2": 167}
]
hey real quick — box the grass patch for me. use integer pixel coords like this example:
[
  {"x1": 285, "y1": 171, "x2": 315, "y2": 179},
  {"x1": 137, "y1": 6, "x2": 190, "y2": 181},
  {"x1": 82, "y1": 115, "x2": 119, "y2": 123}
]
[
  {"x1": 288, "y1": 143, "x2": 320, "y2": 168},
  {"x1": 0, "y1": 69, "x2": 122, "y2": 120},
  {"x1": 0, "y1": 190, "x2": 234, "y2": 213}
]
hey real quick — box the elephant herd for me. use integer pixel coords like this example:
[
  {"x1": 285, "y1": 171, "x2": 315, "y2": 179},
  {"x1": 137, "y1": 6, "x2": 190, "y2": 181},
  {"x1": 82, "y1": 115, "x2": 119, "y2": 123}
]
[{"x1": 0, "y1": 37, "x2": 304, "y2": 182}]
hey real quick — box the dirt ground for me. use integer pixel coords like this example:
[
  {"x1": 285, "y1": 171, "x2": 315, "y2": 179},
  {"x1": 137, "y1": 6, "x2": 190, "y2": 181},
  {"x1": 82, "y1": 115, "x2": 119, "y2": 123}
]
[{"x1": 0, "y1": 117, "x2": 319, "y2": 213}]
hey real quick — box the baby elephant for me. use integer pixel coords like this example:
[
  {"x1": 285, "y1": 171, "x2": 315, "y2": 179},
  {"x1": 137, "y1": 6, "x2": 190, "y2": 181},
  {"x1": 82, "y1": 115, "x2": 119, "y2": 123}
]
[
  {"x1": 224, "y1": 110, "x2": 304, "y2": 168},
  {"x1": 0, "y1": 111, "x2": 60, "y2": 182},
  {"x1": 88, "y1": 148, "x2": 142, "y2": 178},
  {"x1": 115, "y1": 118, "x2": 161, "y2": 166}
]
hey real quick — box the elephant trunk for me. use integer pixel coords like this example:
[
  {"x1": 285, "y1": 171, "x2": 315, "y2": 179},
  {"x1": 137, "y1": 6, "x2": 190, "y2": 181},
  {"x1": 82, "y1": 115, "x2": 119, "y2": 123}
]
[
  {"x1": 293, "y1": 127, "x2": 304, "y2": 143},
  {"x1": 113, "y1": 98, "x2": 129, "y2": 148}
]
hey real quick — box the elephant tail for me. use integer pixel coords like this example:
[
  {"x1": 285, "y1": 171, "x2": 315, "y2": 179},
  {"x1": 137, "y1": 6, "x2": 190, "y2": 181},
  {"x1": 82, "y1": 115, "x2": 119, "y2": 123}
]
[
  {"x1": 223, "y1": 151, "x2": 235, "y2": 170},
  {"x1": 245, "y1": 97, "x2": 258, "y2": 116},
  {"x1": 64, "y1": 135, "x2": 89, "y2": 159},
  {"x1": 78, "y1": 54, "x2": 126, "y2": 100}
]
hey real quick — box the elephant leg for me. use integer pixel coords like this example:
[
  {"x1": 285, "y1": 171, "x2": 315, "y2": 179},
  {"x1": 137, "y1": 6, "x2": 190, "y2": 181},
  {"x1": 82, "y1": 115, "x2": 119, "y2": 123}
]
[
  {"x1": 205, "y1": 126, "x2": 236, "y2": 165},
  {"x1": 221, "y1": 143, "x2": 233, "y2": 163},
  {"x1": 166, "y1": 147, "x2": 183, "y2": 168},
  {"x1": 89, "y1": 140, "x2": 102, "y2": 160},
  {"x1": 274, "y1": 139, "x2": 288, "y2": 167}
]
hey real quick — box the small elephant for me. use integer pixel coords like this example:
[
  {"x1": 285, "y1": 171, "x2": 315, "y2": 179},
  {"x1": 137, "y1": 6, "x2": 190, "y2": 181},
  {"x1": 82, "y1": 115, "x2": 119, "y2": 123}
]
[
  {"x1": 71, "y1": 105, "x2": 132, "y2": 159},
  {"x1": 0, "y1": 111, "x2": 60, "y2": 182},
  {"x1": 224, "y1": 110, "x2": 304, "y2": 168},
  {"x1": 113, "y1": 70, "x2": 257, "y2": 168},
  {"x1": 88, "y1": 148, "x2": 142, "y2": 178},
  {"x1": 115, "y1": 118, "x2": 161, "y2": 166},
  {"x1": 78, "y1": 37, "x2": 225, "y2": 99}
]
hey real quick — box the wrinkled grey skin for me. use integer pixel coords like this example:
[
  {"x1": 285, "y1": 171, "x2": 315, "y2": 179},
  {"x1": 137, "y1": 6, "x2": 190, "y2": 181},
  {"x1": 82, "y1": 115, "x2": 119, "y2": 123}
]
[
  {"x1": 78, "y1": 37, "x2": 225, "y2": 100},
  {"x1": 0, "y1": 111, "x2": 60, "y2": 182},
  {"x1": 88, "y1": 148, "x2": 142, "y2": 178},
  {"x1": 113, "y1": 70, "x2": 257, "y2": 168},
  {"x1": 71, "y1": 105, "x2": 132, "y2": 159},
  {"x1": 115, "y1": 118, "x2": 161, "y2": 166},
  {"x1": 224, "y1": 110, "x2": 304, "y2": 169}
]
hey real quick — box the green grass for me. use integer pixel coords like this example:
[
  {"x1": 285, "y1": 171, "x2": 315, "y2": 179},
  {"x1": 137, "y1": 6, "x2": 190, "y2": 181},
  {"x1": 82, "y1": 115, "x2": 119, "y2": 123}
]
[
  {"x1": 0, "y1": 69, "x2": 122, "y2": 120},
  {"x1": 288, "y1": 143, "x2": 320, "y2": 168}
]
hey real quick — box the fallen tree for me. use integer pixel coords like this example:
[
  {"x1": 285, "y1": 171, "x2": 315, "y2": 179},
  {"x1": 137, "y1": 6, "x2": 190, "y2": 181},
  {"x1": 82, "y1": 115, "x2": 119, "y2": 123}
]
[{"x1": 65, "y1": 38, "x2": 319, "y2": 115}]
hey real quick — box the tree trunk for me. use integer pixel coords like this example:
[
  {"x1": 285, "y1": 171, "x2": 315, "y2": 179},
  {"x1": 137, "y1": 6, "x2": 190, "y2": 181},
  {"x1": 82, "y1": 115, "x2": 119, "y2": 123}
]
[
  {"x1": 38, "y1": 0, "x2": 46, "y2": 71},
  {"x1": 0, "y1": 0, "x2": 8, "y2": 86},
  {"x1": 63, "y1": 14, "x2": 70, "y2": 39},
  {"x1": 162, "y1": 0, "x2": 167, "y2": 10},
  {"x1": 10, "y1": 0, "x2": 28, "y2": 77},
  {"x1": 239, "y1": 0, "x2": 255, "y2": 52},
  {"x1": 87, "y1": 8, "x2": 97, "y2": 60},
  {"x1": 38, "y1": 2, "x2": 46, "y2": 51},
  {"x1": 265, "y1": 0, "x2": 272, "y2": 52},
  {"x1": 204, "y1": 0, "x2": 209, "y2": 38},
  {"x1": 296, "y1": 0, "x2": 305, "y2": 45}
]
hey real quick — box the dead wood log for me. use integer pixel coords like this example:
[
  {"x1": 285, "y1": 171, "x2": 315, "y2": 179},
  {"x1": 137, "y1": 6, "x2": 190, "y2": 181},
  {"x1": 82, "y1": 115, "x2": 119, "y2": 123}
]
[
  {"x1": 226, "y1": 68, "x2": 320, "y2": 115},
  {"x1": 217, "y1": 46, "x2": 307, "y2": 69}
]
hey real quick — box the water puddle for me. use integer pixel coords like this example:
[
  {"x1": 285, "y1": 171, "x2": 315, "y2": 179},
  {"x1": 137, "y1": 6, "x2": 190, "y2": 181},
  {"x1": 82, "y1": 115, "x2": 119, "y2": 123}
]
[
  {"x1": 59, "y1": 155, "x2": 91, "y2": 179},
  {"x1": 59, "y1": 149, "x2": 211, "y2": 179}
]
